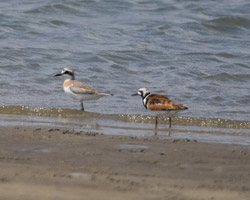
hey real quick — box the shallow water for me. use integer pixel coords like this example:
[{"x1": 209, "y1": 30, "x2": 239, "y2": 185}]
[
  {"x1": 0, "y1": 1, "x2": 250, "y2": 144},
  {"x1": 0, "y1": 106, "x2": 249, "y2": 146}
]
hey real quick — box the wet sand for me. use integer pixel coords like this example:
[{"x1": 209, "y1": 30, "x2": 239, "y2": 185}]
[{"x1": 0, "y1": 126, "x2": 249, "y2": 200}]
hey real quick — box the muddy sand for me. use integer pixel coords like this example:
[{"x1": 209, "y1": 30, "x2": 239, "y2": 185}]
[{"x1": 0, "y1": 126, "x2": 249, "y2": 200}]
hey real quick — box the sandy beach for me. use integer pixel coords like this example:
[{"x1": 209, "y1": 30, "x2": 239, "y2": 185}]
[{"x1": 0, "y1": 126, "x2": 249, "y2": 200}]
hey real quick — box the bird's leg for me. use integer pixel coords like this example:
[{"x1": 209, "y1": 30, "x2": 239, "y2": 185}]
[
  {"x1": 80, "y1": 102, "x2": 84, "y2": 111},
  {"x1": 154, "y1": 116, "x2": 158, "y2": 135},
  {"x1": 168, "y1": 117, "x2": 172, "y2": 136}
]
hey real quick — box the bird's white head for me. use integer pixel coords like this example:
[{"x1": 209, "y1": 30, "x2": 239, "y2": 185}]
[
  {"x1": 55, "y1": 67, "x2": 75, "y2": 80},
  {"x1": 132, "y1": 87, "x2": 150, "y2": 98}
]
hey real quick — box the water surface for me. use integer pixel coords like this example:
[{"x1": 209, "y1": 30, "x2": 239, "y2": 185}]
[{"x1": 0, "y1": 1, "x2": 250, "y2": 144}]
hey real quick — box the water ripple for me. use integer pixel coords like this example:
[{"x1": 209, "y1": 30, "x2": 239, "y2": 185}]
[{"x1": 0, "y1": 0, "x2": 250, "y2": 122}]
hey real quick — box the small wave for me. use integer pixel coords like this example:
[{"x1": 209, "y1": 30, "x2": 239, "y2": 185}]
[
  {"x1": 203, "y1": 16, "x2": 250, "y2": 32},
  {"x1": 215, "y1": 52, "x2": 236, "y2": 58},
  {"x1": 25, "y1": 3, "x2": 83, "y2": 15},
  {"x1": 203, "y1": 72, "x2": 250, "y2": 82}
]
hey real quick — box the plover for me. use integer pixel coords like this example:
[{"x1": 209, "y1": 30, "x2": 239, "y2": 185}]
[
  {"x1": 132, "y1": 87, "x2": 187, "y2": 135},
  {"x1": 55, "y1": 67, "x2": 112, "y2": 110}
]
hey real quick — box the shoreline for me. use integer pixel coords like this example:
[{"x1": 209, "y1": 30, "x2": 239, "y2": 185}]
[
  {"x1": 0, "y1": 126, "x2": 250, "y2": 200},
  {"x1": 1, "y1": 111, "x2": 250, "y2": 147}
]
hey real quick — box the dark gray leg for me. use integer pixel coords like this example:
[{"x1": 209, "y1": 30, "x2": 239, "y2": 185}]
[
  {"x1": 154, "y1": 116, "x2": 158, "y2": 135},
  {"x1": 80, "y1": 102, "x2": 84, "y2": 111},
  {"x1": 168, "y1": 117, "x2": 171, "y2": 136},
  {"x1": 169, "y1": 117, "x2": 172, "y2": 129}
]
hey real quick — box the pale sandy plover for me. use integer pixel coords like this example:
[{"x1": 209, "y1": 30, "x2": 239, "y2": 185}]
[{"x1": 55, "y1": 67, "x2": 112, "y2": 111}]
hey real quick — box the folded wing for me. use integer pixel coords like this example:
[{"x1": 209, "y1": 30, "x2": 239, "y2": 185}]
[
  {"x1": 69, "y1": 80, "x2": 99, "y2": 95},
  {"x1": 147, "y1": 94, "x2": 187, "y2": 111}
]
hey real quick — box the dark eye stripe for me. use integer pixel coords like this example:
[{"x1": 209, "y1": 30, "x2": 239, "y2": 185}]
[{"x1": 64, "y1": 71, "x2": 73, "y2": 76}]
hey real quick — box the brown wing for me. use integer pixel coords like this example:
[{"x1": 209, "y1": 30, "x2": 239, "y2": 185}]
[
  {"x1": 69, "y1": 80, "x2": 99, "y2": 95},
  {"x1": 147, "y1": 94, "x2": 187, "y2": 111}
]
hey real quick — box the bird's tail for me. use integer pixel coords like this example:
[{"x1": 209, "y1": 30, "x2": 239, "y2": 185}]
[{"x1": 99, "y1": 92, "x2": 113, "y2": 96}]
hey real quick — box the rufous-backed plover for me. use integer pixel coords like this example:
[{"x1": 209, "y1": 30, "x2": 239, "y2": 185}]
[{"x1": 132, "y1": 87, "x2": 187, "y2": 135}]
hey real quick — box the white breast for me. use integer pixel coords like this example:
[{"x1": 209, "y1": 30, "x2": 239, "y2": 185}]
[{"x1": 64, "y1": 86, "x2": 79, "y2": 100}]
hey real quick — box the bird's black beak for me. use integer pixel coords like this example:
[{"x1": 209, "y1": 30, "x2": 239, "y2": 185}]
[
  {"x1": 54, "y1": 73, "x2": 62, "y2": 77},
  {"x1": 131, "y1": 92, "x2": 139, "y2": 96}
]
